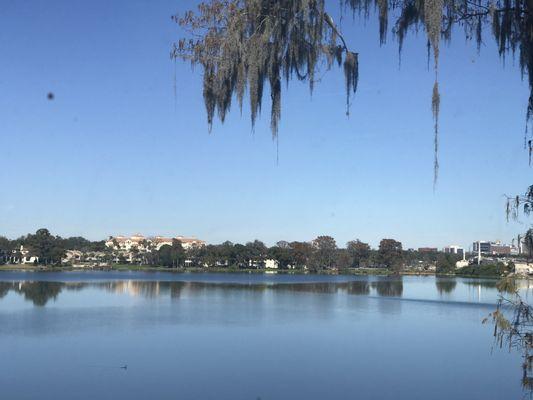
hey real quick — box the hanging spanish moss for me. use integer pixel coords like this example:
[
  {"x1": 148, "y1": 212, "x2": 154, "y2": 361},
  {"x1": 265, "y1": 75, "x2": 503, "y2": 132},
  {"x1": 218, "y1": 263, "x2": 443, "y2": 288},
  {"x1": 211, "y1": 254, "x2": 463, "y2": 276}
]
[
  {"x1": 432, "y1": 81, "x2": 440, "y2": 187},
  {"x1": 172, "y1": 0, "x2": 358, "y2": 139},
  {"x1": 377, "y1": 0, "x2": 389, "y2": 44},
  {"x1": 344, "y1": 51, "x2": 359, "y2": 116},
  {"x1": 174, "y1": 0, "x2": 533, "y2": 179}
]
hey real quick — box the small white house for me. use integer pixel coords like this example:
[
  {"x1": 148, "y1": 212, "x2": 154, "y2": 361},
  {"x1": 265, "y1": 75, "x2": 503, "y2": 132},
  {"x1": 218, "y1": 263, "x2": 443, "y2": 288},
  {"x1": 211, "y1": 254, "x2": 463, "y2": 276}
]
[
  {"x1": 20, "y1": 255, "x2": 39, "y2": 264},
  {"x1": 264, "y1": 259, "x2": 279, "y2": 269}
]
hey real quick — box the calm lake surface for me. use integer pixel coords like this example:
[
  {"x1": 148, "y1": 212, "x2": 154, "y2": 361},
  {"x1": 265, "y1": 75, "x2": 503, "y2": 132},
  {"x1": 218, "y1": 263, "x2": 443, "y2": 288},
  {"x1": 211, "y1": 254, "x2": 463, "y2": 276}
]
[{"x1": 0, "y1": 272, "x2": 528, "y2": 399}]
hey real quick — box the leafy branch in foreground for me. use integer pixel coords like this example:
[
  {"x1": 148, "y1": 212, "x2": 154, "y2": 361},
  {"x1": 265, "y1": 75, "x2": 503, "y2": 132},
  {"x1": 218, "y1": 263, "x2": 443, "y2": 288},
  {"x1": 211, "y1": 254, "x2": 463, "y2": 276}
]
[
  {"x1": 506, "y1": 184, "x2": 533, "y2": 259},
  {"x1": 507, "y1": 185, "x2": 533, "y2": 221},
  {"x1": 487, "y1": 278, "x2": 533, "y2": 392},
  {"x1": 500, "y1": 183, "x2": 533, "y2": 395},
  {"x1": 173, "y1": 0, "x2": 533, "y2": 185}
]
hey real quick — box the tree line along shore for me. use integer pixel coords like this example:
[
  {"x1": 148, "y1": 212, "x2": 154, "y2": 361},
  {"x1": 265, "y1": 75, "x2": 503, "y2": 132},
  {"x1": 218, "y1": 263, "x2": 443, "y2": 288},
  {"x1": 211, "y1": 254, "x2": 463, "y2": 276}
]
[{"x1": 0, "y1": 229, "x2": 527, "y2": 278}]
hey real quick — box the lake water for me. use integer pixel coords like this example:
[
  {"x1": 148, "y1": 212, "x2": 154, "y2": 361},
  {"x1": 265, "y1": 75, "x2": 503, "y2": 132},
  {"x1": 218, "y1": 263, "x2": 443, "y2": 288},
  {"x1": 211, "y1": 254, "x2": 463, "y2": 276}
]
[{"x1": 0, "y1": 271, "x2": 528, "y2": 399}]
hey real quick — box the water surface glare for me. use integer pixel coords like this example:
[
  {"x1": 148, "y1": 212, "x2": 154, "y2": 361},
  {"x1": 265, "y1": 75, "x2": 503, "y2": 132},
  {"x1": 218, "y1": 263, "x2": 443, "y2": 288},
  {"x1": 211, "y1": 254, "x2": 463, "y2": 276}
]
[{"x1": 0, "y1": 272, "x2": 526, "y2": 399}]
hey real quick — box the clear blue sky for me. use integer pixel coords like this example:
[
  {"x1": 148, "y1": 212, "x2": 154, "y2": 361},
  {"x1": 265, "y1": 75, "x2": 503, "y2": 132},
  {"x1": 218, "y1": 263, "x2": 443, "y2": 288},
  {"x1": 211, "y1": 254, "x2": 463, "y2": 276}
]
[{"x1": 0, "y1": 0, "x2": 530, "y2": 250}]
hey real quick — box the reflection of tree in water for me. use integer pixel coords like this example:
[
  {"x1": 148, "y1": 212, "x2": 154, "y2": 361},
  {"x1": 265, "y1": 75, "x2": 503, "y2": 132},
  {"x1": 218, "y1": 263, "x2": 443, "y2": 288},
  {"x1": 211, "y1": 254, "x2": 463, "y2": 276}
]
[
  {"x1": 15, "y1": 282, "x2": 63, "y2": 306},
  {"x1": 280, "y1": 283, "x2": 339, "y2": 294},
  {"x1": 89, "y1": 281, "x2": 375, "y2": 297},
  {"x1": 435, "y1": 278, "x2": 457, "y2": 294},
  {"x1": 0, "y1": 279, "x2": 389, "y2": 304},
  {"x1": 63, "y1": 282, "x2": 87, "y2": 292},
  {"x1": 167, "y1": 282, "x2": 184, "y2": 299},
  {"x1": 0, "y1": 282, "x2": 11, "y2": 299},
  {"x1": 346, "y1": 281, "x2": 370, "y2": 296},
  {"x1": 371, "y1": 280, "x2": 403, "y2": 297}
]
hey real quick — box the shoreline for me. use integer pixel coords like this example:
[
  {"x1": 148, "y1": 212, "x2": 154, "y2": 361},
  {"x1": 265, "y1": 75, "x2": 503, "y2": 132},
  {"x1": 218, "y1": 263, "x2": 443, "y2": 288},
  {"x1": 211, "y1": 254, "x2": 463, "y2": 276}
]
[{"x1": 0, "y1": 264, "x2": 507, "y2": 279}]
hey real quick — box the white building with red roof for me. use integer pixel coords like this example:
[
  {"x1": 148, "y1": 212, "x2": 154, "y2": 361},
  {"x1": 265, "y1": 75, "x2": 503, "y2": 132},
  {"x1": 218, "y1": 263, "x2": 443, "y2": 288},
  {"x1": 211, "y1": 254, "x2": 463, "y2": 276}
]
[{"x1": 105, "y1": 234, "x2": 205, "y2": 252}]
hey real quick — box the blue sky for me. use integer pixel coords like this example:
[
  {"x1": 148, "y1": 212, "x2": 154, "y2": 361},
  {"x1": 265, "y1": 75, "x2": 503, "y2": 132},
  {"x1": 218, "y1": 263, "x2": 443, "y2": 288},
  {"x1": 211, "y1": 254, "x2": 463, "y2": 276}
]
[{"x1": 0, "y1": 0, "x2": 530, "y2": 249}]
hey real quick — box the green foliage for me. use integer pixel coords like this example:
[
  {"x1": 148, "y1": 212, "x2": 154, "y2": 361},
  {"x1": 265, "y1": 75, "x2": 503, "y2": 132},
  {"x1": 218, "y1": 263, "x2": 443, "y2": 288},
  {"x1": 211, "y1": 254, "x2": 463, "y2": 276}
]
[
  {"x1": 0, "y1": 236, "x2": 13, "y2": 265},
  {"x1": 61, "y1": 237, "x2": 106, "y2": 252},
  {"x1": 378, "y1": 238, "x2": 403, "y2": 272},
  {"x1": 346, "y1": 239, "x2": 370, "y2": 267},
  {"x1": 268, "y1": 241, "x2": 294, "y2": 269},
  {"x1": 456, "y1": 262, "x2": 511, "y2": 277},
  {"x1": 23, "y1": 229, "x2": 66, "y2": 265},
  {"x1": 310, "y1": 235, "x2": 338, "y2": 270},
  {"x1": 0, "y1": 230, "x2": 112, "y2": 267},
  {"x1": 158, "y1": 240, "x2": 186, "y2": 268},
  {"x1": 436, "y1": 253, "x2": 459, "y2": 274}
]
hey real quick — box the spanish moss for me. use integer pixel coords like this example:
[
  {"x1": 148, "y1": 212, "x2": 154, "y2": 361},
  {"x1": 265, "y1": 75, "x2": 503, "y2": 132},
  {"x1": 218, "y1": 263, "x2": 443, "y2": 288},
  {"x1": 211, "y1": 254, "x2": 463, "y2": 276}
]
[
  {"x1": 174, "y1": 0, "x2": 533, "y2": 178},
  {"x1": 432, "y1": 80, "x2": 440, "y2": 188}
]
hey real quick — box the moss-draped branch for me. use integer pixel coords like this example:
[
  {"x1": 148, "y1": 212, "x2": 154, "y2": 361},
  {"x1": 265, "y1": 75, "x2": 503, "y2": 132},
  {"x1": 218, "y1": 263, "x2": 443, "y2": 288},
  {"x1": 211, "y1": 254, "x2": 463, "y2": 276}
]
[{"x1": 173, "y1": 0, "x2": 533, "y2": 183}]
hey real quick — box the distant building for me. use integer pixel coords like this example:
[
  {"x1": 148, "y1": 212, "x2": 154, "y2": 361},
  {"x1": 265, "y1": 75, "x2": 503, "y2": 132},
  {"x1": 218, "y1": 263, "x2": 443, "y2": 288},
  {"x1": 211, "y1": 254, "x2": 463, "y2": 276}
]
[
  {"x1": 152, "y1": 236, "x2": 206, "y2": 250},
  {"x1": 12, "y1": 245, "x2": 39, "y2": 264},
  {"x1": 473, "y1": 241, "x2": 492, "y2": 254},
  {"x1": 105, "y1": 234, "x2": 205, "y2": 252},
  {"x1": 264, "y1": 259, "x2": 279, "y2": 269},
  {"x1": 473, "y1": 241, "x2": 512, "y2": 255},
  {"x1": 443, "y1": 245, "x2": 465, "y2": 258},
  {"x1": 418, "y1": 247, "x2": 438, "y2": 253},
  {"x1": 62, "y1": 250, "x2": 83, "y2": 264}
]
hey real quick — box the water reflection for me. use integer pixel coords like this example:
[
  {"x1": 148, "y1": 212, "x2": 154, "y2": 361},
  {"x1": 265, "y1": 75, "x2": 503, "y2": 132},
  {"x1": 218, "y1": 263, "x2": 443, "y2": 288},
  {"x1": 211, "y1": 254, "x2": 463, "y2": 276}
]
[
  {"x1": 0, "y1": 276, "x2": 523, "y2": 400},
  {"x1": 346, "y1": 281, "x2": 370, "y2": 295},
  {"x1": 371, "y1": 279, "x2": 403, "y2": 297},
  {"x1": 0, "y1": 282, "x2": 63, "y2": 306},
  {"x1": 0, "y1": 279, "x2": 414, "y2": 306},
  {"x1": 463, "y1": 280, "x2": 498, "y2": 289},
  {"x1": 435, "y1": 278, "x2": 457, "y2": 294},
  {"x1": 0, "y1": 282, "x2": 10, "y2": 299}
]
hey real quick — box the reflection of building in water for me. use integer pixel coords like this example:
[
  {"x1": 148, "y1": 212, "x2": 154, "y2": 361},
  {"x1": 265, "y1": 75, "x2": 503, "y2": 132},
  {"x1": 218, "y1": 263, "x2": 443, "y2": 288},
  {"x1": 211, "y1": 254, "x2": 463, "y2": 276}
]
[
  {"x1": 463, "y1": 280, "x2": 495, "y2": 302},
  {"x1": 104, "y1": 281, "x2": 161, "y2": 298}
]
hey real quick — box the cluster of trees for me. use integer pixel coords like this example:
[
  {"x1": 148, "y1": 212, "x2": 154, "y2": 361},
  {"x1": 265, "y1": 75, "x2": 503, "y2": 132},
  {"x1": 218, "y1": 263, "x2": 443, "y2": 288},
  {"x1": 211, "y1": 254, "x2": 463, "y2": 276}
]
[
  {"x1": 3, "y1": 229, "x2": 480, "y2": 273},
  {"x1": 0, "y1": 229, "x2": 412, "y2": 271},
  {"x1": 128, "y1": 236, "x2": 406, "y2": 271},
  {"x1": 0, "y1": 229, "x2": 106, "y2": 265},
  {"x1": 435, "y1": 253, "x2": 462, "y2": 274}
]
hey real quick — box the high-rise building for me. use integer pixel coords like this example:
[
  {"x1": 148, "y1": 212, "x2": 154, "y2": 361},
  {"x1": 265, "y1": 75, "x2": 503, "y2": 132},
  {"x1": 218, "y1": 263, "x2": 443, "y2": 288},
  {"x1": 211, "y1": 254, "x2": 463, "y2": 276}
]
[
  {"x1": 418, "y1": 247, "x2": 438, "y2": 253},
  {"x1": 472, "y1": 241, "x2": 512, "y2": 255},
  {"x1": 443, "y1": 245, "x2": 465, "y2": 258}
]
